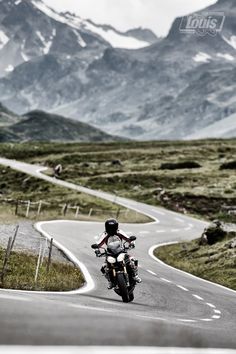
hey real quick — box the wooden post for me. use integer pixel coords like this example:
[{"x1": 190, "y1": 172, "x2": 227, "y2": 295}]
[
  {"x1": 47, "y1": 238, "x2": 53, "y2": 273},
  {"x1": 1, "y1": 237, "x2": 12, "y2": 284},
  {"x1": 75, "y1": 206, "x2": 80, "y2": 218},
  {"x1": 11, "y1": 225, "x2": 19, "y2": 251},
  {"x1": 37, "y1": 201, "x2": 42, "y2": 216},
  {"x1": 15, "y1": 200, "x2": 19, "y2": 216},
  {"x1": 116, "y1": 208, "x2": 120, "y2": 219},
  {"x1": 25, "y1": 200, "x2": 31, "y2": 218},
  {"x1": 62, "y1": 204, "x2": 68, "y2": 216}
]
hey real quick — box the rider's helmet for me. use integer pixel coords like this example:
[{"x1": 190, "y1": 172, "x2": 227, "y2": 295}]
[
  {"x1": 105, "y1": 219, "x2": 119, "y2": 236},
  {"x1": 213, "y1": 219, "x2": 221, "y2": 227}
]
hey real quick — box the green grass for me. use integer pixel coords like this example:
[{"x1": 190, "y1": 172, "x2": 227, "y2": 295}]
[
  {"x1": 0, "y1": 246, "x2": 84, "y2": 291},
  {"x1": 0, "y1": 139, "x2": 236, "y2": 222},
  {"x1": 154, "y1": 233, "x2": 236, "y2": 290},
  {"x1": 0, "y1": 166, "x2": 150, "y2": 223}
]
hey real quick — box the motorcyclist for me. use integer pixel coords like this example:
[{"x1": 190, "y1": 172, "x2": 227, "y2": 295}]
[{"x1": 95, "y1": 218, "x2": 142, "y2": 289}]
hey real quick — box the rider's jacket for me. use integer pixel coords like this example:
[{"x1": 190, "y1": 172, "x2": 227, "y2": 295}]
[{"x1": 97, "y1": 229, "x2": 131, "y2": 248}]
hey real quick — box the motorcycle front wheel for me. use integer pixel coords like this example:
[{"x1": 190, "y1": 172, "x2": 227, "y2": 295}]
[{"x1": 117, "y1": 273, "x2": 129, "y2": 303}]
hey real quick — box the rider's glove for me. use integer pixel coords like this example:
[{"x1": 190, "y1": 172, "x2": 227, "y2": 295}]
[
  {"x1": 130, "y1": 241, "x2": 135, "y2": 249},
  {"x1": 95, "y1": 250, "x2": 101, "y2": 257}
]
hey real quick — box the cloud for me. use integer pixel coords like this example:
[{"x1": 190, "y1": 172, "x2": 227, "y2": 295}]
[{"x1": 44, "y1": 0, "x2": 217, "y2": 36}]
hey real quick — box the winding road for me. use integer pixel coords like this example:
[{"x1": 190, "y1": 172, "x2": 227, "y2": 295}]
[{"x1": 0, "y1": 157, "x2": 235, "y2": 352}]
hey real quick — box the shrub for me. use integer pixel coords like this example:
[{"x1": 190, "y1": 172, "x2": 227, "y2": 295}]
[
  {"x1": 220, "y1": 161, "x2": 236, "y2": 170},
  {"x1": 159, "y1": 161, "x2": 201, "y2": 170}
]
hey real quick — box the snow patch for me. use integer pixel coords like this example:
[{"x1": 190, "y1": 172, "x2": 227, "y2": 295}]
[
  {"x1": 73, "y1": 30, "x2": 86, "y2": 48},
  {"x1": 32, "y1": 0, "x2": 149, "y2": 49},
  {"x1": 21, "y1": 52, "x2": 29, "y2": 61},
  {"x1": 15, "y1": 0, "x2": 22, "y2": 5},
  {"x1": 5, "y1": 65, "x2": 14, "y2": 72},
  {"x1": 21, "y1": 40, "x2": 29, "y2": 61},
  {"x1": 217, "y1": 53, "x2": 234, "y2": 61},
  {"x1": 36, "y1": 29, "x2": 55, "y2": 54},
  {"x1": 32, "y1": 0, "x2": 81, "y2": 27},
  {"x1": 223, "y1": 35, "x2": 236, "y2": 50},
  {"x1": 193, "y1": 52, "x2": 212, "y2": 63},
  {"x1": 0, "y1": 31, "x2": 9, "y2": 50},
  {"x1": 83, "y1": 21, "x2": 150, "y2": 49}
]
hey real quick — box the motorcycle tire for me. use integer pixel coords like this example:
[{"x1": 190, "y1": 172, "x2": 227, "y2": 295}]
[
  {"x1": 117, "y1": 273, "x2": 129, "y2": 303},
  {"x1": 128, "y1": 291, "x2": 134, "y2": 302}
]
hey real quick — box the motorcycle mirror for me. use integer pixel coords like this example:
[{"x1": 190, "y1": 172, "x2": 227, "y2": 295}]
[
  {"x1": 91, "y1": 244, "x2": 99, "y2": 249},
  {"x1": 129, "y1": 236, "x2": 136, "y2": 241}
]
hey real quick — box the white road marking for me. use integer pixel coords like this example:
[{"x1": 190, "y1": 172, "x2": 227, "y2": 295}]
[
  {"x1": 171, "y1": 229, "x2": 180, "y2": 232},
  {"x1": 188, "y1": 223, "x2": 193, "y2": 228},
  {"x1": 206, "y1": 303, "x2": 216, "y2": 309},
  {"x1": 192, "y1": 294, "x2": 204, "y2": 301},
  {"x1": 147, "y1": 270, "x2": 157, "y2": 276},
  {"x1": 156, "y1": 230, "x2": 165, "y2": 233},
  {"x1": 178, "y1": 319, "x2": 197, "y2": 323},
  {"x1": 160, "y1": 278, "x2": 172, "y2": 283},
  {"x1": 139, "y1": 231, "x2": 150, "y2": 234},
  {"x1": 94, "y1": 236, "x2": 99, "y2": 240},
  {"x1": 151, "y1": 208, "x2": 165, "y2": 216},
  {"x1": 214, "y1": 309, "x2": 221, "y2": 314},
  {"x1": 175, "y1": 217, "x2": 185, "y2": 223},
  {"x1": 200, "y1": 318, "x2": 213, "y2": 322},
  {"x1": 176, "y1": 285, "x2": 189, "y2": 292},
  {"x1": 212, "y1": 315, "x2": 221, "y2": 319},
  {"x1": 184, "y1": 227, "x2": 191, "y2": 231},
  {"x1": 0, "y1": 294, "x2": 30, "y2": 302}
]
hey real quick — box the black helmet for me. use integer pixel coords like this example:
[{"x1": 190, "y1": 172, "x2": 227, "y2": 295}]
[{"x1": 105, "y1": 219, "x2": 119, "y2": 236}]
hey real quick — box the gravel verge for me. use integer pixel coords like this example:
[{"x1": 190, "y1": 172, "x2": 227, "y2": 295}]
[{"x1": 0, "y1": 221, "x2": 71, "y2": 265}]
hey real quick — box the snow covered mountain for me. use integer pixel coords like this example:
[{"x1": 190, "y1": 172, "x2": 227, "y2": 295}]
[
  {"x1": 0, "y1": 0, "x2": 235, "y2": 140},
  {"x1": 0, "y1": 0, "x2": 155, "y2": 77}
]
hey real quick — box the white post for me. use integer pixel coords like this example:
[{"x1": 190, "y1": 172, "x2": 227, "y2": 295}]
[
  {"x1": 26, "y1": 201, "x2": 31, "y2": 218},
  {"x1": 75, "y1": 206, "x2": 80, "y2": 218},
  {"x1": 88, "y1": 208, "x2": 93, "y2": 217},
  {"x1": 37, "y1": 201, "x2": 42, "y2": 216},
  {"x1": 40, "y1": 239, "x2": 47, "y2": 266},
  {"x1": 35, "y1": 243, "x2": 43, "y2": 284}
]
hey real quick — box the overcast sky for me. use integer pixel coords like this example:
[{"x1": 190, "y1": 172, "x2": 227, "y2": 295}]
[{"x1": 44, "y1": 0, "x2": 217, "y2": 37}]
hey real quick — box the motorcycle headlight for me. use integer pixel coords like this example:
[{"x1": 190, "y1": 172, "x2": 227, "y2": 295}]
[
  {"x1": 107, "y1": 256, "x2": 116, "y2": 264},
  {"x1": 117, "y1": 253, "x2": 125, "y2": 262}
]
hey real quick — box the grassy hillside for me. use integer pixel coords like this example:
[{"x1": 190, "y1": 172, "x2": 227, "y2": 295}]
[
  {"x1": 1, "y1": 110, "x2": 120, "y2": 142},
  {"x1": 0, "y1": 139, "x2": 235, "y2": 223},
  {"x1": 155, "y1": 233, "x2": 236, "y2": 290},
  {"x1": 0, "y1": 166, "x2": 149, "y2": 223}
]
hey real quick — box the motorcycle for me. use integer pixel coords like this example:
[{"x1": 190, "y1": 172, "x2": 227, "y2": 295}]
[{"x1": 91, "y1": 236, "x2": 137, "y2": 303}]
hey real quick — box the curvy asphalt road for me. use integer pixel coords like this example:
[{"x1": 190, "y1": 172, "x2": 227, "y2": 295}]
[{"x1": 0, "y1": 157, "x2": 235, "y2": 350}]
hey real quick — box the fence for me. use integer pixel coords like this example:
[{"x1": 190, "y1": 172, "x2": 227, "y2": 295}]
[
  {"x1": 0, "y1": 198, "x2": 138, "y2": 221},
  {"x1": 0, "y1": 224, "x2": 55, "y2": 287}
]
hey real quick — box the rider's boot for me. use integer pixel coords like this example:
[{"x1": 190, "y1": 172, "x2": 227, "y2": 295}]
[{"x1": 134, "y1": 274, "x2": 142, "y2": 283}]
